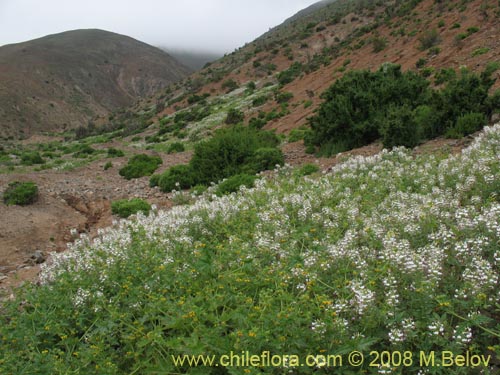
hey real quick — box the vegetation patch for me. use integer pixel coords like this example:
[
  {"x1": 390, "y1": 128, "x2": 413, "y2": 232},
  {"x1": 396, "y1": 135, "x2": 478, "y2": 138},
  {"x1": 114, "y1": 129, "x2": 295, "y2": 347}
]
[
  {"x1": 111, "y1": 198, "x2": 151, "y2": 218},
  {"x1": 119, "y1": 154, "x2": 162, "y2": 180},
  {"x1": 2, "y1": 125, "x2": 500, "y2": 373},
  {"x1": 308, "y1": 63, "x2": 499, "y2": 155},
  {"x1": 3, "y1": 181, "x2": 38, "y2": 206}
]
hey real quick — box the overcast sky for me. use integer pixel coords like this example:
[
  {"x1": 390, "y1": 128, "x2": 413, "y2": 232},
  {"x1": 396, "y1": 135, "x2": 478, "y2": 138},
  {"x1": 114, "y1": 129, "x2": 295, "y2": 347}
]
[{"x1": 0, "y1": 0, "x2": 319, "y2": 53}]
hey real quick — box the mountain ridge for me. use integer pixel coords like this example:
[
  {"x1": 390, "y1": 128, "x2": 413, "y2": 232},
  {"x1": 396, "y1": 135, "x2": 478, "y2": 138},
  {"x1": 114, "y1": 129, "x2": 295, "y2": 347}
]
[{"x1": 0, "y1": 29, "x2": 190, "y2": 138}]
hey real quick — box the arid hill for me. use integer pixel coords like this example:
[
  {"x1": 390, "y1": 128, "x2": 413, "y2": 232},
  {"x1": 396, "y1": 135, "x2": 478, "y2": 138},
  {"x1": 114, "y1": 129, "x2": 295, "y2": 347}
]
[{"x1": 0, "y1": 29, "x2": 190, "y2": 138}]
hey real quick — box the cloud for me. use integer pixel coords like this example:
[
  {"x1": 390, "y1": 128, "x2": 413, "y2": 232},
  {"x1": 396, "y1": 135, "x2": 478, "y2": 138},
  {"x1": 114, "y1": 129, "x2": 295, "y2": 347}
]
[{"x1": 0, "y1": 0, "x2": 318, "y2": 52}]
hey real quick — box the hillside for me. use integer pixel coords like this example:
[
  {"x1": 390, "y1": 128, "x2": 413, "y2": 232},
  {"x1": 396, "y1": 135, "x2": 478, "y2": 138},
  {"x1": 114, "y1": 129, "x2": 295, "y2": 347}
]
[
  {"x1": 0, "y1": 1, "x2": 500, "y2": 372},
  {"x1": 135, "y1": 0, "x2": 499, "y2": 137},
  {"x1": 0, "y1": 29, "x2": 190, "y2": 138}
]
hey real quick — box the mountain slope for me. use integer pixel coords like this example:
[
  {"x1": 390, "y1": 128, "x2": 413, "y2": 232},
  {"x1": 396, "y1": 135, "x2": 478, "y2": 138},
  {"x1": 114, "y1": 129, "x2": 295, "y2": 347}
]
[{"x1": 0, "y1": 29, "x2": 191, "y2": 138}]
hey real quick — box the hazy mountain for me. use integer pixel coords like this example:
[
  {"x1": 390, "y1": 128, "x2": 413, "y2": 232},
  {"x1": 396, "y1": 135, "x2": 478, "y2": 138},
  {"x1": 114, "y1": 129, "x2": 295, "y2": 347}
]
[
  {"x1": 0, "y1": 29, "x2": 190, "y2": 137},
  {"x1": 160, "y1": 48, "x2": 222, "y2": 71}
]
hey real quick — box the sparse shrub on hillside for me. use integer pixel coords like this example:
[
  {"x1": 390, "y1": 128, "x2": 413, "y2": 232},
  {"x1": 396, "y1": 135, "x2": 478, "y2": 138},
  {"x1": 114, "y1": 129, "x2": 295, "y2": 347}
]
[
  {"x1": 252, "y1": 95, "x2": 268, "y2": 107},
  {"x1": 288, "y1": 127, "x2": 311, "y2": 142},
  {"x1": 275, "y1": 91, "x2": 294, "y2": 103},
  {"x1": 371, "y1": 36, "x2": 387, "y2": 52},
  {"x1": 215, "y1": 174, "x2": 256, "y2": 196},
  {"x1": 103, "y1": 161, "x2": 113, "y2": 170},
  {"x1": 166, "y1": 142, "x2": 185, "y2": 154},
  {"x1": 221, "y1": 79, "x2": 239, "y2": 93},
  {"x1": 415, "y1": 58, "x2": 427, "y2": 69},
  {"x1": 111, "y1": 198, "x2": 151, "y2": 218},
  {"x1": 277, "y1": 62, "x2": 303, "y2": 85},
  {"x1": 249, "y1": 117, "x2": 267, "y2": 130},
  {"x1": 225, "y1": 108, "x2": 245, "y2": 125},
  {"x1": 20, "y1": 151, "x2": 45, "y2": 165},
  {"x1": 107, "y1": 147, "x2": 124, "y2": 158},
  {"x1": 3, "y1": 181, "x2": 38, "y2": 206},
  {"x1": 418, "y1": 29, "x2": 440, "y2": 50},
  {"x1": 246, "y1": 81, "x2": 256, "y2": 93},
  {"x1": 119, "y1": 154, "x2": 162, "y2": 180},
  {"x1": 187, "y1": 93, "x2": 210, "y2": 105}
]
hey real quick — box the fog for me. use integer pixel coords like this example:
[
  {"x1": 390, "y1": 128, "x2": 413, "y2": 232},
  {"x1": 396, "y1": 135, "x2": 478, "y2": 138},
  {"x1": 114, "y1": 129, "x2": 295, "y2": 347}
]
[{"x1": 0, "y1": 0, "x2": 319, "y2": 53}]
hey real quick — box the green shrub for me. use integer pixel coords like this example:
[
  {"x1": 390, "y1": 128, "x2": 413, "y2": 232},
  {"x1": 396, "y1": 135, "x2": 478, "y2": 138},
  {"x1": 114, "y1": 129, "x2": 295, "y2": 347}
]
[
  {"x1": 415, "y1": 58, "x2": 427, "y2": 69},
  {"x1": 156, "y1": 164, "x2": 195, "y2": 193},
  {"x1": 472, "y1": 47, "x2": 490, "y2": 57},
  {"x1": 418, "y1": 29, "x2": 440, "y2": 50},
  {"x1": 434, "y1": 68, "x2": 456, "y2": 85},
  {"x1": 215, "y1": 174, "x2": 256, "y2": 196},
  {"x1": 111, "y1": 198, "x2": 151, "y2": 218},
  {"x1": 190, "y1": 126, "x2": 280, "y2": 185},
  {"x1": 288, "y1": 128, "x2": 311, "y2": 142},
  {"x1": 308, "y1": 64, "x2": 497, "y2": 155},
  {"x1": 245, "y1": 147, "x2": 284, "y2": 173},
  {"x1": 249, "y1": 117, "x2": 267, "y2": 130},
  {"x1": 225, "y1": 108, "x2": 245, "y2": 125},
  {"x1": 381, "y1": 104, "x2": 422, "y2": 149},
  {"x1": 20, "y1": 151, "x2": 45, "y2": 165},
  {"x1": 252, "y1": 95, "x2": 268, "y2": 107},
  {"x1": 295, "y1": 163, "x2": 320, "y2": 176},
  {"x1": 308, "y1": 64, "x2": 430, "y2": 153},
  {"x1": 413, "y1": 105, "x2": 443, "y2": 139},
  {"x1": 119, "y1": 154, "x2": 162, "y2": 180},
  {"x1": 3, "y1": 181, "x2": 38, "y2": 206},
  {"x1": 372, "y1": 36, "x2": 387, "y2": 52},
  {"x1": 277, "y1": 62, "x2": 303, "y2": 85},
  {"x1": 221, "y1": 79, "x2": 238, "y2": 93},
  {"x1": 275, "y1": 91, "x2": 294, "y2": 103},
  {"x1": 107, "y1": 147, "x2": 124, "y2": 158},
  {"x1": 167, "y1": 142, "x2": 185, "y2": 154},
  {"x1": 447, "y1": 112, "x2": 486, "y2": 138},
  {"x1": 72, "y1": 145, "x2": 96, "y2": 158},
  {"x1": 103, "y1": 161, "x2": 113, "y2": 170}
]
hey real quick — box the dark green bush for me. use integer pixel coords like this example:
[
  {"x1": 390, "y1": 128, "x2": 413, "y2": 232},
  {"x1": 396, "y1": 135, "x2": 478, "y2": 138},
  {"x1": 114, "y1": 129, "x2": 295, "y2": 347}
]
[
  {"x1": 447, "y1": 112, "x2": 486, "y2": 138},
  {"x1": 381, "y1": 105, "x2": 421, "y2": 149},
  {"x1": 252, "y1": 95, "x2": 268, "y2": 107},
  {"x1": 103, "y1": 161, "x2": 113, "y2": 170},
  {"x1": 156, "y1": 164, "x2": 195, "y2": 192},
  {"x1": 221, "y1": 79, "x2": 238, "y2": 93},
  {"x1": 245, "y1": 147, "x2": 284, "y2": 173},
  {"x1": 225, "y1": 108, "x2": 245, "y2": 125},
  {"x1": 418, "y1": 29, "x2": 440, "y2": 50},
  {"x1": 20, "y1": 152, "x2": 45, "y2": 165},
  {"x1": 167, "y1": 142, "x2": 185, "y2": 154},
  {"x1": 107, "y1": 148, "x2": 124, "y2": 158},
  {"x1": 111, "y1": 198, "x2": 151, "y2": 218},
  {"x1": 308, "y1": 64, "x2": 430, "y2": 153},
  {"x1": 119, "y1": 154, "x2": 162, "y2": 180},
  {"x1": 3, "y1": 181, "x2": 38, "y2": 206},
  {"x1": 190, "y1": 126, "x2": 280, "y2": 185},
  {"x1": 72, "y1": 145, "x2": 96, "y2": 158},
  {"x1": 275, "y1": 91, "x2": 294, "y2": 103},
  {"x1": 277, "y1": 62, "x2": 303, "y2": 85},
  {"x1": 249, "y1": 117, "x2": 267, "y2": 130},
  {"x1": 215, "y1": 174, "x2": 256, "y2": 196},
  {"x1": 308, "y1": 64, "x2": 498, "y2": 155}
]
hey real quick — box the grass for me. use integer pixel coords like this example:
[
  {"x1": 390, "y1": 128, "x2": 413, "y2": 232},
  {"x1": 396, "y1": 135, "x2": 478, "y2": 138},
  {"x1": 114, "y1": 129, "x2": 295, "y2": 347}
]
[{"x1": 1, "y1": 124, "x2": 500, "y2": 374}]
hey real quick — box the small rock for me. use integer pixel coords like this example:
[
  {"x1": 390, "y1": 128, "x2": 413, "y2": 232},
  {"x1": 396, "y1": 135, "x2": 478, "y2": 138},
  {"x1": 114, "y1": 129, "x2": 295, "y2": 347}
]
[
  {"x1": 0, "y1": 275, "x2": 7, "y2": 282},
  {"x1": 30, "y1": 250, "x2": 46, "y2": 264}
]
